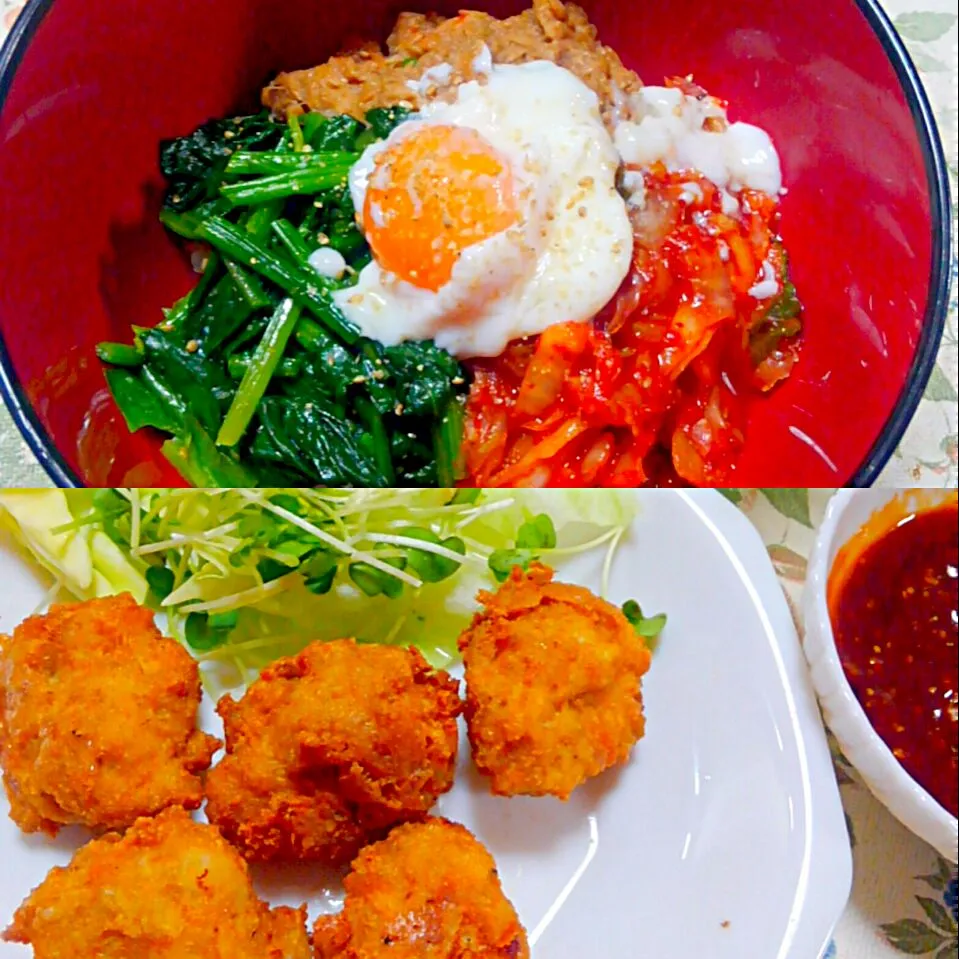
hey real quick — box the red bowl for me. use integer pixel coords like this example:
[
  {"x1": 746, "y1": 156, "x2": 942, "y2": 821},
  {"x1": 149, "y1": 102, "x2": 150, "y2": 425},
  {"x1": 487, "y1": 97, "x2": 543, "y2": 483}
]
[{"x1": 0, "y1": 0, "x2": 951, "y2": 487}]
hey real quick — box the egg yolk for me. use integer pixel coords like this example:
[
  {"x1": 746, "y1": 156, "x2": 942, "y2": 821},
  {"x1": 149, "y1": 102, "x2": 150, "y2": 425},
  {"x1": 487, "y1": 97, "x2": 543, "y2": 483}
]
[{"x1": 362, "y1": 125, "x2": 519, "y2": 292}]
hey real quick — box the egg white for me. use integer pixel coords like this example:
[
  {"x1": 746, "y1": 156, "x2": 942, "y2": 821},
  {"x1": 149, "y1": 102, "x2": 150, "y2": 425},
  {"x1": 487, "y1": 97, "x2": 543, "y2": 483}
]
[{"x1": 333, "y1": 60, "x2": 633, "y2": 359}]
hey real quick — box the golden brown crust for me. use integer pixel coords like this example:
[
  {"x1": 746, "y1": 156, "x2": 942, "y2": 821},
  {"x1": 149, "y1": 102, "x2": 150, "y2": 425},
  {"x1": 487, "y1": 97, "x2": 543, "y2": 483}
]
[
  {"x1": 205, "y1": 639, "x2": 462, "y2": 865},
  {"x1": 262, "y1": 1, "x2": 640, "y2": 127},
  {"x1": 2, "y1": 808, "x2": 312, "y2": 959},
  {"x1": 458, "y1": 563, "x2": 652, "y2": 799},
  {"x1": 312, "y1": 818, "x2": 529, "y2": 959},
  {"x1": 0, "y1": 594, "x2": 219, "y2": 835}
]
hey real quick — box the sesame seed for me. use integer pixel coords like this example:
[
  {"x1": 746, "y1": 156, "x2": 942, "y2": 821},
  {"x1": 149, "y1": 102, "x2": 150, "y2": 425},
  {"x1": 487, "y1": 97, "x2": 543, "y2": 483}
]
[
  {"x1": 352, "y1": 375, "x2": 367, "y2": 384},
  {"x1": 185, "y1": 339, "x2": 200, "y2": 353}
]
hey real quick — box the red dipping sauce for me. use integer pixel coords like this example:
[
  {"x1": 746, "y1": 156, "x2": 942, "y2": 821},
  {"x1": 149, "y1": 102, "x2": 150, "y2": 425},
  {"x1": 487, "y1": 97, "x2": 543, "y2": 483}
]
[{"x1": 828, "y1": 495, "x2": 959, "y2": 818}]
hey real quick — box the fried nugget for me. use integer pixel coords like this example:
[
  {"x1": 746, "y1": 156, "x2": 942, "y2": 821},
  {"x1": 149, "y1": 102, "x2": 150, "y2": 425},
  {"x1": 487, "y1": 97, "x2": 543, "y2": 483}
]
[
  {"x1": 205, "y1": 640, "x2": 462, "y2": 865},
  {"x1": 2, "y1": 807, "x2": 311, "y2": 959},
  {"x1": 0, "y1": 594, "x2": 219, "y2": 835},
  {"x1": 458, "y1": 563, "x2": 652, "y2": 799},
  {"x1": 313, "y1": 818, "x2": 529, "y2": 959}
]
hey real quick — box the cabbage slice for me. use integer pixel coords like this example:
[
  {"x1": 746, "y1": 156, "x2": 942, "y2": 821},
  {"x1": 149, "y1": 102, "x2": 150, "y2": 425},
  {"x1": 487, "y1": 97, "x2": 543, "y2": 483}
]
[{"x1": 0, "y1": 488, "x2": 639, "y2": 689}]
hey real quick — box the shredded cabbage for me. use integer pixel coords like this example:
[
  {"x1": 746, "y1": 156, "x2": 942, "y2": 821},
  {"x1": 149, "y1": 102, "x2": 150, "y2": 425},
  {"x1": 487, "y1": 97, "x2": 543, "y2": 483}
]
[{"x1": 0, "y1": 488, "x2": 639, "y2": 690}]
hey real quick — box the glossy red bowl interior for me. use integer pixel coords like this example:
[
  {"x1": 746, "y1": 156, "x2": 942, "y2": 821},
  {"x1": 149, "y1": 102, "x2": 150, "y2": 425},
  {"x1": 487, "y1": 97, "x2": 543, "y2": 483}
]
[{"x1": 0, "y1": 0, "x2": 951, "y2": 487}]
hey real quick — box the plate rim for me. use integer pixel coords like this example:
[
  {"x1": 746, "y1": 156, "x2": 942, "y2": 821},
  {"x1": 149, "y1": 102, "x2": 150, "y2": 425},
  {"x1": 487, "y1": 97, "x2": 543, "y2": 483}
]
[{"x1": 674, "y1": 490, "x2": 853, "y2": 959}]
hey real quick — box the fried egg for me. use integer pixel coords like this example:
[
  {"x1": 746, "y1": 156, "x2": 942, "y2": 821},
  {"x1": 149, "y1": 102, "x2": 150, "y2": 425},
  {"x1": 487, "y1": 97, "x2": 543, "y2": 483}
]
[{"x1": 332, "y1": 59, "x2": 633, "y2": 358}]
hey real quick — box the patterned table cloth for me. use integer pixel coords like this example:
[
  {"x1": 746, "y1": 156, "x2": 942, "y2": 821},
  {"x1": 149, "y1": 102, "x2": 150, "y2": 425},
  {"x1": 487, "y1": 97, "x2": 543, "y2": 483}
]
[{"x1": 0, "y1": 3, "x2": 957, "y2": 958}]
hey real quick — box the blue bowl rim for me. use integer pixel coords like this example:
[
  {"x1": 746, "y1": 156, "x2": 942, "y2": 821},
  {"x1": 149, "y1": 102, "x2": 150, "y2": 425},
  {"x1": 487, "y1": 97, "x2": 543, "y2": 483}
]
[{"x1": 0, "y1": 0, "x2": 952, "y2": 489}]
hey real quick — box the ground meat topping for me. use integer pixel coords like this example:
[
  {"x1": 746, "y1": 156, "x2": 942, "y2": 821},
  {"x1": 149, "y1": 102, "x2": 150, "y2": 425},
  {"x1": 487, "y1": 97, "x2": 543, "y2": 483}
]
[{"x1": 263, "y1": 0, "x2": 642, "y2": 129}]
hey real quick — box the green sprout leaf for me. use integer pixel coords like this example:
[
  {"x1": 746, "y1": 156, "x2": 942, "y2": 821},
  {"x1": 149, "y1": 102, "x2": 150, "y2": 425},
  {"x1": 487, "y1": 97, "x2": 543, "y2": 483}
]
[
  {"x1": 401, "y1": 527, "x2": 466, "y2": 583},
  {"x1": 487, "y1": 513, "x2": 558, "y2": 581},
  {"x1": 622, "y1": 600, "x2": 668, "y2": 639},
  {"x1": 146, "y1": 565, "x2": 176, "y2": 602},
  {"x1": 516, "y1": 513, "x2": 557, "y2": 550},
  {"x1": 349, "y1": 556, "x2": 406, "y2": 599},
  {"x1": 184, "y1": 612, "x2": 231, "y2": 651},
  {"x1": 488, "y1": 548, "x2": 536, "y2": 582},
  {"x1": 305, "y1": 566, "x2": 337, "y2": 595},
  {"x1": 207, "y1": 610, "x2": 240, "y2": 630}
]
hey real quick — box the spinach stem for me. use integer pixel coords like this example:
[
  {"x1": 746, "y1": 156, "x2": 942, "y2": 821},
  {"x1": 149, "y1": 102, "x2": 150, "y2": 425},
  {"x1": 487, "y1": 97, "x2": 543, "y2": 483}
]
[
  {"x1": 434, "y1": 396, "x2": 466, "y2": 486},
  {"x1": 227, "y1": 355, "x2": 301, "y2": 380},
  {"x1": 271, "y1": 219, "x2": 314, "y2": 261},
  {"x1": 224, "y1": 259, "x2": 272, "y2": 309},
  {"x1": 196, "y1": 216, "x2": 358, "y2": 343},
  {"x1": 159, "y1": 207, "x2": 202, "y2": 239},
  {"x1": 220, "y1": 165, "x2": 353, "y2": 206},
  {"x1": 244, "y1": 201, "x2": 283, "y2": 241},
  {"x1": 162, "y1": 293, "x2": 192, "y2": 333},
  {"x1": 354, "y1": 396, "x2": 395, "y2": 484},
  {"x1": 95, "y1": 342, "x2": 143, "y2": 368},
  {"x1": 225, "y1": 150, "x2": 358, "y2": 176},
  {"x1": 288, "y1": 114, "x2": 305, "y2": 152},
  {"x1": 217, "y1": 298, "x2": 302, "y2": 447},
  {"x1": 187, "y1": 250, "x2": 221, "y2": 313}
]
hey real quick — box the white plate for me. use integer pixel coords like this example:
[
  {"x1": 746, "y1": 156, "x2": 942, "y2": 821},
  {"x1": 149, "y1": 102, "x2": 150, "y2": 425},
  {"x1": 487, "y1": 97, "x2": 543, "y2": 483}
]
[{"x1": 0, "y1": 490, "x2": 851, "y2": 958}]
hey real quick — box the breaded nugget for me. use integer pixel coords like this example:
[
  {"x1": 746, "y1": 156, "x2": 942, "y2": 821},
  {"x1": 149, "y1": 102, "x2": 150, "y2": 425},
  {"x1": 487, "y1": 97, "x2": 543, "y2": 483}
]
[
  {"x1": 205, "y1": 639, "x2": 462, "y2": 865},
  {"x1": 2, "y1": 807, "x2": 311, "y2": 959},
  {"x1": 0, "y1": 594, "x2": 218, "y2": 835},
  {"x1": 459, "y1": 563, "x2": 652, "y2": 799},
  {"x1": 313, "y1": 818, "x2": 529, "y2": 959}
]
